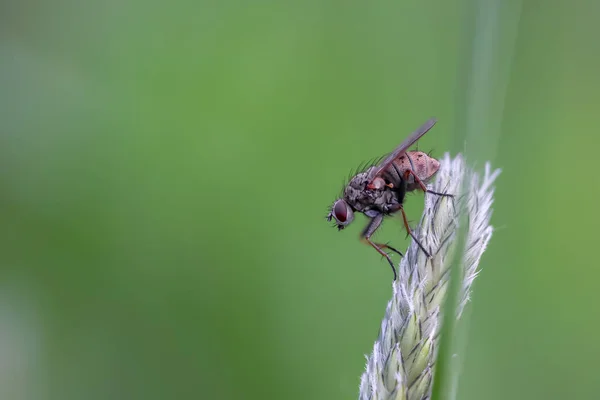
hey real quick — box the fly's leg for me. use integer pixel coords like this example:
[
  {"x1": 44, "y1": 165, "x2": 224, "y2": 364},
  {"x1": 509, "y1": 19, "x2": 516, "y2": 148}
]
[
  {"x1": 360, "y1": 213, "x2": 400, "y2": 280},
  {"x1": 390, "y1": 203, "x2": 432, "y2": 259},
  {"x1": 379, "y1": 243, "x2": 404, "y2": 257},
  {"x1": 404, "y1": 169, "x2": 454, "y2": 197},
  {"x1": 364, "y1": 239, "x2": 404, "y2": 257}
]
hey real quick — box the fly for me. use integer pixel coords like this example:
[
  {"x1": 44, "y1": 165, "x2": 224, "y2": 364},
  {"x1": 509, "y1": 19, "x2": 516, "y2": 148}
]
[{"x1": 326, "y1": 118, "x2": 452, "y2": 280}]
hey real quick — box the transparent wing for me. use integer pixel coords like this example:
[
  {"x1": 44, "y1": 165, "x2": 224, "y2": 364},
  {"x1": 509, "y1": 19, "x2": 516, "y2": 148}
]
[{"x1": 368, "y1": 118, "x2": 437, "y2": 180}]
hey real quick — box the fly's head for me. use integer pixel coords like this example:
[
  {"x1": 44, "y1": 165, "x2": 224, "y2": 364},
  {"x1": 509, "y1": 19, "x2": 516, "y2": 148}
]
[
  {"x1": 327, "y1": 199, "x2": 355, "y2": 231},
  {"x1": 326, "y1": 170, "x2": 372, "y2": 231}
]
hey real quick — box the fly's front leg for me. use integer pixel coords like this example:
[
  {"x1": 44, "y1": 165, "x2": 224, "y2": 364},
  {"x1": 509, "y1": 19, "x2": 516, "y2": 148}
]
[{"x1": 360, "y1": 213, "x2": 401, "y2": 280}]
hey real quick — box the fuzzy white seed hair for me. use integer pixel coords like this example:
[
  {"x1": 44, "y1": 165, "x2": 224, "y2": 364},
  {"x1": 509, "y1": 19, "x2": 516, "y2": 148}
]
[{"x1": 359, "y1": 154, "x2": 500, "y2": 400}]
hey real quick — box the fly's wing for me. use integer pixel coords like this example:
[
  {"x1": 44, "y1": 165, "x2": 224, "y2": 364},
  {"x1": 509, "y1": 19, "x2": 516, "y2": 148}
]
[{"x1": 368, "y1": 118, "x2": 437, "y2": 180}]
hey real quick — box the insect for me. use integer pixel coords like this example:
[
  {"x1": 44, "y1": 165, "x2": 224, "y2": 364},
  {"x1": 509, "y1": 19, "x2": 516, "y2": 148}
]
[{"x1": 326, "y1": 118, "x2": 452, "y2": 280}]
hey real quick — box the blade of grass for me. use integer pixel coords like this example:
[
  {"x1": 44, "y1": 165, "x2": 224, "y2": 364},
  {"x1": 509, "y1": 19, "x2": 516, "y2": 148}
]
[
  {"x1": 431, "y1": 0, "x2": 522, "y2": 398},
  {"x1": 358, "y1": 156, "x2": 500, "y2": 400}
]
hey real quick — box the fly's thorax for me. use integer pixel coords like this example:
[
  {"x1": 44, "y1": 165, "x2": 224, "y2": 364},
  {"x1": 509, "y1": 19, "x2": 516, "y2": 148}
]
[{"x1": 343, "y1": 171, "x2": 397, "y2": 213}]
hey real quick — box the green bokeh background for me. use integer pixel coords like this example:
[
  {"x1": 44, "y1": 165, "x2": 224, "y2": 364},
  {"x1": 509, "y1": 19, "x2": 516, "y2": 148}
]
[{"x1": 1, "y1": 1, "x2": 599, "y2": 399}]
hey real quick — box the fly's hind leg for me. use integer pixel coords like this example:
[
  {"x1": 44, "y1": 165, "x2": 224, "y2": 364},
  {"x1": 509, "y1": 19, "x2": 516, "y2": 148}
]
[
  {"x1": 404, "y1": 169, "x2": 454, "y2": 198},
  {"x1": 425, "y1": 188, "x2": 454, "y2": 197}
]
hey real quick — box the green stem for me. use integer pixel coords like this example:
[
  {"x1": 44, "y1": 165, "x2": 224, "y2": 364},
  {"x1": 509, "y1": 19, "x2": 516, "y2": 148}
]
[{"x1": 431, "y1": 0, "x2": 521, "y2": 398}]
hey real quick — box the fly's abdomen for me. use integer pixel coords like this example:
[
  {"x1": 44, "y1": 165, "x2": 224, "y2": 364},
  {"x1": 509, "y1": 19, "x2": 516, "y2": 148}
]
[
  {"x1": 382, "y1": 157, "x2": 410, "y2": 189},
  {"x1": 383, "y1": 151, "x2": 441, "y2": 193},
  {"x1": 378, "y1": 160, "x2": 406, "y2": 204}
]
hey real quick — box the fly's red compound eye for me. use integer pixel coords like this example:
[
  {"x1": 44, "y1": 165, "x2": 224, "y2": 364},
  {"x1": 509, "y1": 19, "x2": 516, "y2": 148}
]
[{"x1": 333, "y1": 201, "x2": 347, "y2": 222}]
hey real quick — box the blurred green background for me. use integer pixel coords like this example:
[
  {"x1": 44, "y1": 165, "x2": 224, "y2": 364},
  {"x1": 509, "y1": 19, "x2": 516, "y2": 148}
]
[{"x1": 1, "y1": 1, "x2": 599, "y2": 399}]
